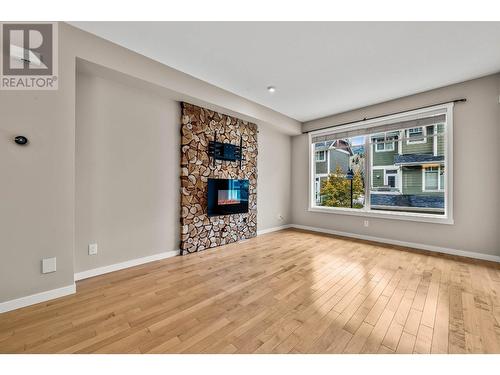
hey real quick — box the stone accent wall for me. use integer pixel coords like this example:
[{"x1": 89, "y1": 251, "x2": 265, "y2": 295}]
[{"x1": 180, "y1": 103, "x2": 258, "y2": 255}]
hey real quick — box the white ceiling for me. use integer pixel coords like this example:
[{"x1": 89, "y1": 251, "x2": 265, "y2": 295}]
[{"x1": 70, "y1": 22, "x2": 500, "y2": 122}]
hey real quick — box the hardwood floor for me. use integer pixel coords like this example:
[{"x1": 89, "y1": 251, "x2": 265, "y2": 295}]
[{"x1": 1, "y1": 228, "x2": 499, "y2": 354}]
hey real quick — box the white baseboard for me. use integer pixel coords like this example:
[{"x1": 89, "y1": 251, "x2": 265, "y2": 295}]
[
  {"x1": 257, "y1": 224, "x2": 291, "y2": 236},
  {"x1": 2, "y1": 226, "x2": 495, "y2": 314},
  {"x1": 0, "y1": 284, "x2": 76, "y2": 314},
  {"x1": 74, "y1": 250, "x2": 180, "y2": 281},
  {"x1": 290, "y1": 224, "x2": 500, "y2": 263}
]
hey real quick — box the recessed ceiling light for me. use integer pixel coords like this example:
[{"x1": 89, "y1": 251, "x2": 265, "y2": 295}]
[{"x1": 267, "y1": 86, "x2": 276, "y2": 93}]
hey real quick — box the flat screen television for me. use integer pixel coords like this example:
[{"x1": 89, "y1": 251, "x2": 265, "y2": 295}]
[{"x1": 207, "y1": 178, "x2": 249, "y2": 217}]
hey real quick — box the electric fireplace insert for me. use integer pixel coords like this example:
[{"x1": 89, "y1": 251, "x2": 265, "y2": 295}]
[{"x1": 207, "y1": 178, "x2": 249, "y2": 217}]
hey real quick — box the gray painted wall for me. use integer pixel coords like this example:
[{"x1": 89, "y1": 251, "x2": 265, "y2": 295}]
[
  {"x1": 75, "y1": 71, "x2": 292, "y2": 273},
  {"x1": 0, "y1": 23, "x2": 296, "y2": 304},
  {"x1": 294, "y1": 74, "x2": 500, "y2": 257},
  {"x1": 257, "y1": 125, "x2": 292, "y2": 231},
  {"x1": 1, "y1": 22, "x2": 498, "y2": 307},
  {"x1": 75, "y1": 72, "x2": 181, "y2": 273}
]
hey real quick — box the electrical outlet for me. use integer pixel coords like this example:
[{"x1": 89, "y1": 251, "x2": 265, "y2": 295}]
[
  {"x1": 363, "y1": 220, "x2": 369, "y2": 227},
  {"x1": 88, "y1": 243, "x2": 98, "y2": 255},
  {"x1": 42, "y1": 257, "x2": 56, "y2": 274}
]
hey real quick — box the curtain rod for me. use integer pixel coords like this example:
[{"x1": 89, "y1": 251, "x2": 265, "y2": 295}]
[{"x1": 302, "y1": 98, "x2": 467, "y2": 134}]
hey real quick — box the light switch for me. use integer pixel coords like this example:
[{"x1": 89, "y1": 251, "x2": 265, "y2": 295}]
[{"x1": 42, "y1": 257, "x2": 57, "y2": 274}]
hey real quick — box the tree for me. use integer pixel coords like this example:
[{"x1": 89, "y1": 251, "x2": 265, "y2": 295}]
[{"x1": 320, "y1": 166, "x2": 364, "y2": 208}]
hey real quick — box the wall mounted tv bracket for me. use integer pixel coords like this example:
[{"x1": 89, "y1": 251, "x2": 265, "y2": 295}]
[{"x1": 208, "y1": 130, "x2": 245, "y2": 169}]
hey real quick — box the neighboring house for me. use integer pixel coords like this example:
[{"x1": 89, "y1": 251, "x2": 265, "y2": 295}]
[
  {"x1": 314, "y1": 140, "x2": 353, "y2": 204},
  {"x1": 370, "y1": 124, "x2": 445, "y2": 213}
]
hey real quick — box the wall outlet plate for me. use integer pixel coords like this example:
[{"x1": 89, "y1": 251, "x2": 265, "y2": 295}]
[
  {"x1": 42, "y1": 257, "x2": 57, "y2": 274},
  {"x1": 88, "y1": 243, "x2": 98, "y2": 255},
  {"x1": 364, "y1": 220, "x2": 370, "y2": 227}
]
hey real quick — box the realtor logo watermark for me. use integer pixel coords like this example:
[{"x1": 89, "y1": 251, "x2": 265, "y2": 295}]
[{"x1": 0, "y1": 22, "x2": 58, "y2": 90}]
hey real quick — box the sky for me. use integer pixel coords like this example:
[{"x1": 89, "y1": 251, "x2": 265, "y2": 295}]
[{"x1": 350, "y1": 136, "x2": 365, "y2": 146}]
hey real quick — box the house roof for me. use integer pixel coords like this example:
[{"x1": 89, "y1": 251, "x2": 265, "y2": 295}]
[
  {"x1": 331, "y1": 139, "x2": 354, "y2": 156},
  {"x1": 314, "y1": 142, "x2": 333, "y2": 152},
  {"x1": 314, "y1": 139, "x2": 353, "y2": 156},
  {"x1": 394, "y1": 154, "x2": 444, "y2": 165}
]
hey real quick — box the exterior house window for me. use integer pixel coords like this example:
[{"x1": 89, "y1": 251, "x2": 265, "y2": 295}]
[
  {"x1": 315, "y1": 150, "x2": 326, "y2": 162},
  {"x1": 406, "y1": 127, "x2": 426, "y2": 144},
  {"x1": 309, "y1": 103, "x2": 453, "y2": 224},
  {"x1": 423, "y1": 166, "x2": 444, "y2": 191},
  {"x1": 373, "y1": 133, "x2": 396, "y2": 152},
  {"x1": 385, "y1": 169, "x2": 398, "y2": 188}
]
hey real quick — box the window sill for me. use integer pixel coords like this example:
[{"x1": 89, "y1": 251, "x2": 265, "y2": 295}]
[{"x1": 308, "y1": 205, "x2": 454, "y2": 225}]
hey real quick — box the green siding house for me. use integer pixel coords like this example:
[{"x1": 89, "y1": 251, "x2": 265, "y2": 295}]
[{"x1": 370, "y1": 124, "x2": 446, "y2": 213}]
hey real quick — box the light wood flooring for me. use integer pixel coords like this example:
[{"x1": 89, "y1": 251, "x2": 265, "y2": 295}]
[{"x1": 1, "y1": 229, "x2": 499, "y2": 354}]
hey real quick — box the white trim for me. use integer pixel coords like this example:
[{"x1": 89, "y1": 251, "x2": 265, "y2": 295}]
[
  {"x1": 74, "y1": 250, "x2": 180, "y2": 281},
  {"x1": 0, "y1": 284, "x2": 76, "y2": 314},
  {"x1": 326, "y1": 149, "x2": 331, "y2": 174},
  {"x1": 383, "y1": 168, "x2": 399, "y2": 188},
  {"x1": 422, "y1": 165, "x2": 445, "y2": 192},
  {"x1": 406, "y1": 126, "x2": 427, "y2": 144},
  {"x1": 365, "y1": 134, "x2": 371, "y2": 209},
  {"x1": 308, "y1": 132, "x2": 315, "y2": 210},
  {"x1": 370, "y1": 191, "x2": 402, "y2": 196},
  {"x1": 372, "y1": 133, "x2": 395, "y2": 152},
  {"x1": 257, "y1": 224, "x2": 292, "y2": 235},
  {"x1": 371, "y1": 164, "x2": 400, "y2": 169},
  {"x1": 375, "y1": 143, "x2": 395, "y2": 152},
  {"x1": 309, "y1": 103, "x2": 454, "y2": 224},
  {"x1": 308, "y1": 205, "x2": 453, "y2": 224},
  {"x1": 289, "y1": 224, "x2": 500, "y2": 263},
  {"x1": 446, "y1": 106, "x2": 454, "y2": 223},
  {"x1": 315, "y1": 150, "x2": 326, "y2": 162},
  {"x1": 398, "y1": 130, "x2": 403, "y2": 155},
  {"x1": 433, "y1": 125, "x2": 438, "y2": 156}
]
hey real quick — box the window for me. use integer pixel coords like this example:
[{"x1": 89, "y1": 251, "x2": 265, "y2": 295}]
[
  {"x1": 315, "y1": 150, "x2": 326, "y2": 162},
  {"x1": 385, "y1": 169, "x2": 399, "y2": 188},
  {"x1": 423, "y1": 165, "x2": 445, "y2": 191},
  {"x1": 373, "y1": 132, "x2": 396, "y2": 152},
  {"x1": 313, "y1": 136, "x2": 365, "y2": 210},
  {"x1": 309, "y1": 103, "x2": 453, "y2": 224},
  {"x1": 406, "y1": 127, "x2": 426, "y2": 144}
]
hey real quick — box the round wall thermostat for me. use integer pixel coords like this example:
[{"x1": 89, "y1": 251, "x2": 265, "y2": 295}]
[{"x1": 14, "y1": 136, "x2": 29, "y2": 145}]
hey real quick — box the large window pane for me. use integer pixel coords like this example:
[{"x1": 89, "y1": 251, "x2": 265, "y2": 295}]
[
  {"x1": 310, "y1": 107, "x2": 450, "y2": 221},
  {"x1": 313, "y1": 137, "x2": 366, "y2": 209},
  {"x1": 369, "y1": 124, "x2": 446, "y2": 215}
]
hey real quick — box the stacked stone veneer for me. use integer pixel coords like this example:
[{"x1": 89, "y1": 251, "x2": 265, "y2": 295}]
[
  {"x1": 180, "y1": 102, "x2": 258, "y2": 255},
  {"x1": 370, "y1": 194, "x2": 444, "y2": 209}
]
